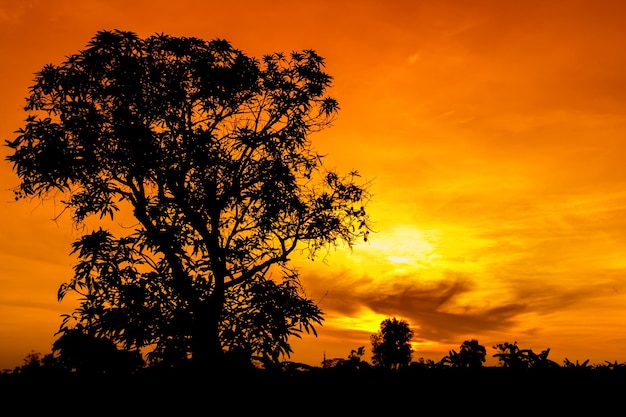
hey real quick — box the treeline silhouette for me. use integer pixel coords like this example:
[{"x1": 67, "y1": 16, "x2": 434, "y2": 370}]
[
  {"x1": 2, "y1": 336, "x2": 625, "y2": 414},
  {"x1": 7, "y1": 317, "x2": 625, "y2": 376},
  {"x1": 6, "y1": 337, "x2": 625, "y2": 376},
  {"x1": 1, "y1": 320, "x2": 624, "y2": 414}
]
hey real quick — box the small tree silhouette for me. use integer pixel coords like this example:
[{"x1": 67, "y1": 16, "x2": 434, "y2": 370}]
[
  {"x1": 459, "y1": 339, "x2": 487, "y2": 368},
  {"x1": 370, "y1": 317, "x2": 413, "y2": 370},
  {"x1": 441, "y1": 339, "x2": 487, "y2": 368}
]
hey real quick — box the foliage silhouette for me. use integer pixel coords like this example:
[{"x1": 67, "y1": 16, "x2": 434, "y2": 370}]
[
  {"x1": 5, "y1": 29, "x2": 371, "y2": 371},
  {"x1": 440, "y1": 339, "x2": 487, "y2": 368},
  {"x1": 370, "y1": 317, "x2": 413, "y2": 369},
  {"x1": 492, "y1": 341, "x2": 559, "y2": 369},
  {"x1": 563, "y1": 358, "x2": 591, "y2": 368},
  {"x1": 5, "y1": 343, "x2": 626, "y2": 415},
  {"x1": 322, "y1": 346, "x2": 369, "y2": 371},
  {"x1": 51, "y1": 327, "x2": 144, "y2": 375},
  {"x1": 5, "y1": 339, "x2": 626, "y2": 417}
]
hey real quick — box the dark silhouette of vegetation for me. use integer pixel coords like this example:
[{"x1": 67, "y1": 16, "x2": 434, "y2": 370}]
[
  {"x1": 51, "y1": 327, "x2": 144, "y2": 375},
  {"x1": 4, "y1": 339, "x2": 625, "y2": 415},
  {"x1": 322, "y1": 346, "x2": 370, "y2": 371},
  {"x1": 440, "y1": 339, "x2": 487, "y2": 368},
  {"x1": 492, "y1": 340, "x2": 559, "y2": 369},
  {"x1": 563, "y1": 357, "x2": 591, "y2": 368},
  {"x1": 9, "y1": 338, "x2": 625, "y2": 376},
  {"x1": 5, "y1": 30, "x2": 371, "y2": 372},
  {"x1": 370, "y1": 317, "x2": 414, "y2": 369}
]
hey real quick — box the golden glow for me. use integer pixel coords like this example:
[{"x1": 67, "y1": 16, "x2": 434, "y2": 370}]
[
  {"x1": 326, "y1": 311, "x2": 389, "y2": 334},
  {"x1": 2, "y1": 0, "x2": 626, "y2": 370},
  {"x1": 340, "y1": 225, "x2": 440, "y2": 275}
]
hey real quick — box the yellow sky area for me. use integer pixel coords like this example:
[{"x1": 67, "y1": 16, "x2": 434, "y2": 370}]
[{"x1": 2, "y1": 0, "x2": 626, "y2": 370}]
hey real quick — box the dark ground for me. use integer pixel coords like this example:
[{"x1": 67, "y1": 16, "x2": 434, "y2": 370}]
[{"x1": 2, "y1": 366, "x2": 624, "y2": 415}]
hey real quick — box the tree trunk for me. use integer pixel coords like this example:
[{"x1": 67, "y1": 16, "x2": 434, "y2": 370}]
[{"x1": 190, "y1": 295, "x2": 224, "y2": 373}]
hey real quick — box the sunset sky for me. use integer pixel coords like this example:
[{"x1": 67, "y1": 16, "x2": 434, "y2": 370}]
[{"x1": 2, "y1": 0, "x2": 626, "y2": 370}]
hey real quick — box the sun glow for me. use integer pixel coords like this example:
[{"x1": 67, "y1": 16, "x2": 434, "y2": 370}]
[
  {"x1": 326, "y1": 310, "x2": 390, "y2": 333},
  {"x1": 346, "y1": 225, "x2": 441, "y2": 276}
]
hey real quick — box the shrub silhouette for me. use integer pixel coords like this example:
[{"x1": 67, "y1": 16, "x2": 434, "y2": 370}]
[
  {"x1": 51, "y1": 327, "x2": 144, "y2": 375},
  {"x1": 492, "y1": 341, "x2": 559, "y2": 369}
]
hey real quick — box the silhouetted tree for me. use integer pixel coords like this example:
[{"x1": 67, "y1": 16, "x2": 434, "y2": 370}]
[
  {"x1": 6, "y1": 30, "x2": 371, "y2": 371},
  {"x1": 459, "y1": 339, "x2": 487, "y2": 368},
  {"x1": 493, "y1": 341, "x2": 526, "y2": 369},
  {"x1": 492, "y1": 341, "x2": 559, "y2": 369},
  {"x1": 441, "y1": 339, "x2": 487, "y2": 368},
  {"x1": 348, "y1": 346, "x2": 366, "y2": 362},
  {"x1": 370, "y1": 317, "x2": 413, "y2": 370}
]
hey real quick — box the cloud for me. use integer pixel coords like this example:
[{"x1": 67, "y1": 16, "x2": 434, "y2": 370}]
[{"x1": 302, "y1": 267, "x2": 528, "y2": 344}]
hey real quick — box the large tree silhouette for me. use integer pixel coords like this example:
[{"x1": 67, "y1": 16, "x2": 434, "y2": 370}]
[{"x1": 6, "y1": 30, "x2": 370, "y2": 371}]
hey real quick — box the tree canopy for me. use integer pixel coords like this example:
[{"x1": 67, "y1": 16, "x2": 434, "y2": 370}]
[
  {"x1": 370, "y1": 317, "x2": 413, "y2": 369},
  {"x1": 441, "y1": 339, "x2": 487, "y2": 368},
  {"x1": 5, "y1": 29, "x2": 371, "y2": 371}
]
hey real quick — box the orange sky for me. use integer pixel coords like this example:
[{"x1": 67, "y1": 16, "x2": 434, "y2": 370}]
[{"x1": 2, "y1": 0, "x2": 626, "y2": 370}]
